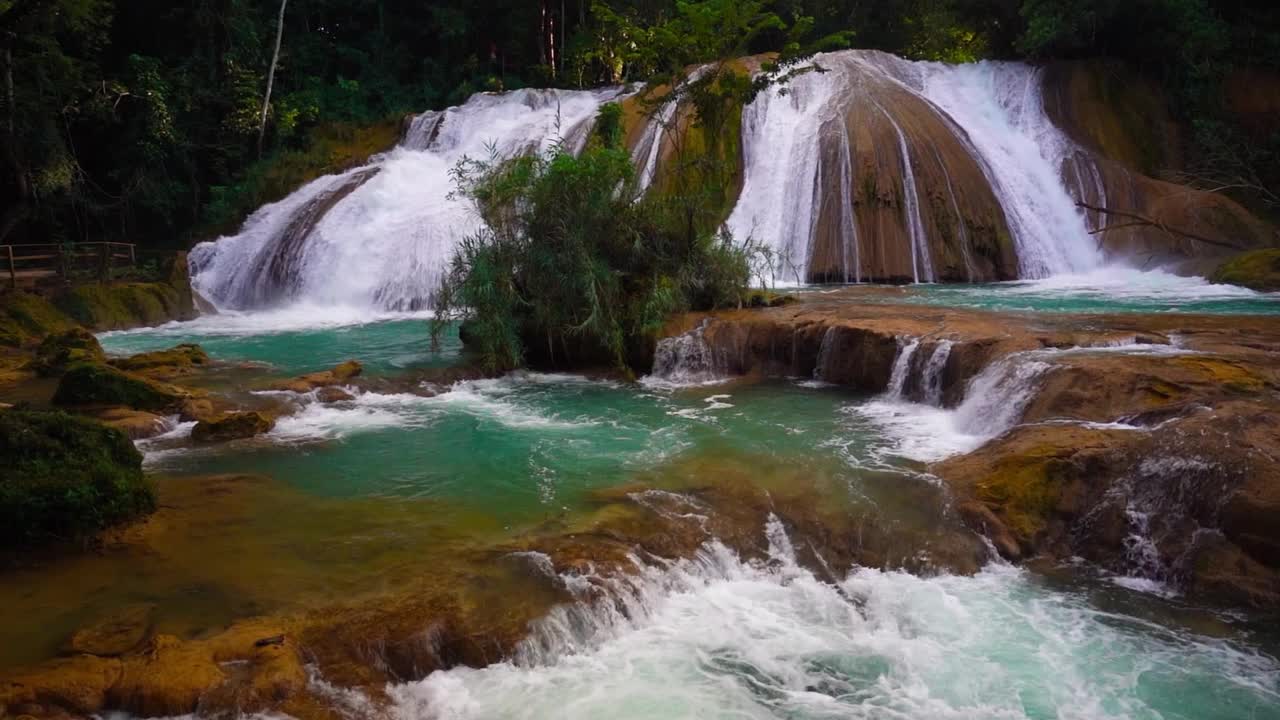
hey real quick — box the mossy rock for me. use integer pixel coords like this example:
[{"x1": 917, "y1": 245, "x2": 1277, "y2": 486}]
[
  {"x1": 30, "y1": 328, "x2": 107, "y2": 377},
  {"x1": 1212, "y1": 249, "x2": 1280, "y2": 292},
  {"x1": 53, "y1": 282, "x2": 186, "y2": 331},
  {"x1": 110, "y1": 344, "x2": 209, "y2": 373},
  {"x1": 0, "y1": 291, "x2": 79, "y2": 348},
  {"x1": 52, "y1": 363, "x2": 187, "y2": 412},
  {"x1": 191, "y1": 411, "x2": 275, "y2": 443},
  {"x1": 0, "y1": 410, "x2": 154, "y2": 549}
]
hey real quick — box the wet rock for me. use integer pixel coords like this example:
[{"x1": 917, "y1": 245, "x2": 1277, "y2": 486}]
[
  {"x1": 315, "y1": 387, "x2": 355, "y2": 403},
  {"x1": 51, "y1": 363, "x2": 190, "y2": 412},
  {"x1": 91, "y1": 407, "x2": 173, "y2": 440},
  {"x1": 63, "y1": 604, "x2": 156, "y2": 657},
  {"x1": 270, "y1": 360, "x2": 363, "y2": 393},
  {"x1": 28, "y1": 329, "x2": 106, "y2": 377},
  {"x1": 0, "y1": 655, "x2": 122, "y2": 716},
  {"x1": 109, "y1": 344, "x2": 209, "y2": 378},
  {"x1": 191, "y1": 411, "x2": 275, "y2": 443},
  {"x1": 1212, "y1": 249, "x2": 1280, "y2": 292}
]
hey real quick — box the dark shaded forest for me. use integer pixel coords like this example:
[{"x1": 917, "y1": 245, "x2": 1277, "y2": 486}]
[{"x1": 2, "y1": 0, "x2": 1278, "y2": 251}]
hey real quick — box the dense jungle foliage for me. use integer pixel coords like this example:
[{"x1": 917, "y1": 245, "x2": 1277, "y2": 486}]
[{"x1": 2, "y1": 0, "x2": 1278, "y2": 254}]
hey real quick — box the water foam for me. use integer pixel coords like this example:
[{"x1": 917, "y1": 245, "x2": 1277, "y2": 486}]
[{"x1": 389, "y1": 531, "x2": 1280, "y2": 720}]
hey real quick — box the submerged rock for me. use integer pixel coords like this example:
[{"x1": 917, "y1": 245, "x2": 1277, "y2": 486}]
[
  {"x1": 191, "y1": 411, "x2": 275, "y2": 443},
  {"x1": 63, "y1": 604, "x2": 156, "y2": 657},
  {"x1": 315, "y1": 386, "x2": 355, "y2": 403}
]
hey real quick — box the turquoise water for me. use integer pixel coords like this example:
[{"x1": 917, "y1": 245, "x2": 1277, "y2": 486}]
[
  {"x1": 95, "y1": 315, "x2": 1280, "y2": 719},
  {"x1": 99, "y1": 310, "x2": 456, "y2": 376},
  {"x1": 799, "y1": 268, "x2": 1280, "y2": 315}
]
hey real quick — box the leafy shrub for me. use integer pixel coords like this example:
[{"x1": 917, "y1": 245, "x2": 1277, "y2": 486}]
[{"x1": 432, "y1": 104, "x2": 757, "y2": 374}]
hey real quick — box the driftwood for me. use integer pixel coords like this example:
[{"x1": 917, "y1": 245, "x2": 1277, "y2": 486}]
[{"x1": 1076, "y1": 201, "x2": 1240, "y2": 250}]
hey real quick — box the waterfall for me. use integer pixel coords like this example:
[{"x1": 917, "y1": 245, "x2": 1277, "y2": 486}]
[
  {"x1": 192, "y1": 50, "x2": 1114, "y2": 311},
  {"x1": 645, "y1": 320, "x2": 722, "y2": 387},
  {"x1": 813, "y1": 326, "x2": 838, "y2": 381},
  {"x1": 922, "y1": 340, "x2": 954, "y2": 406},
  {"x1": 190, "y1": 87, "x2": 626, "y2": 311},
  {"x1": 919, "y1": 62, "x2": 1103, "y2": 277},
  {"x1": 876, "y1": 103, "x2": 935, "y2": 283},
  {"x1": 951, "y1": 355, "x2": 1052, "y2": 437},
  {"x1": 885, "y1": 337, "x2": 921, "y2": 399},
  {"x1": 727, "y1": 50, "x2": 1103, "y2": 284}
]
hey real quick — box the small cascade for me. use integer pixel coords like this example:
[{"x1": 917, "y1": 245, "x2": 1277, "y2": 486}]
[
  {"x1": 921, "y1": 340, "x2": 954, "y2": 406},
  {"x1": 885, "y1": 337, "x2": 922, "y2": 399},
  {"x1": 877, "y1": 104, "x2": 935, "y2": 283},
  {"x1": 951, "y1": 354, "x2": 1052, "y2": 437},
  {"x1": 813, "y1": 326, "x2": 838, "y2": 381},
  {"x1": 646, "y1": 321, "x2": 722, "y2": 387}
]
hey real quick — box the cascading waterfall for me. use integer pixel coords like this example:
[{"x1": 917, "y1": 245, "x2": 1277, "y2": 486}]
[
  {"x1": 918, "y1": 62, "x2": 1103, "y2": 277},
  {"x1": 728, "y1": 50, "x2": 1104, "y2": 285},
  {"x1": 645, "y1": 320, "x2": 722, "y2": 387},
  {"x1": 191, "y1": 49, "x2": 1123, "y2": 311},
  {"x1": 885, "y1": 337, "x2": 922, "y2": 399},
  {"x1": 921, "y1": 340, "x2": 953, "y2": 406},
  {"x1": 876, "y1": 103, "x2": 935, "y2": 283},
  {"x1": 189, "y1": 87, "x2": 626, "y2": 311}
]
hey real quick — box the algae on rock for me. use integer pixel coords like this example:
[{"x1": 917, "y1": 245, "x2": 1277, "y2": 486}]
[{"x1": 0, "y1": 410, "x2": 155, "y2": 549}]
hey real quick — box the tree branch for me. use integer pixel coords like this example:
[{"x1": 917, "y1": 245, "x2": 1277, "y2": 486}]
[{"x1": 1076, "y1": 201, "x2": 1241, "y2": 250}]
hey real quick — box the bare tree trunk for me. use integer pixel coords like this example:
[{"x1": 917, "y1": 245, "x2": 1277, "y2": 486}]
[
  {"x1": 257, "y1": 0, "x2": 289, "y2": 158},
  {"x1": 559, "y1": 0, "x2": 566, "y2": 76}
]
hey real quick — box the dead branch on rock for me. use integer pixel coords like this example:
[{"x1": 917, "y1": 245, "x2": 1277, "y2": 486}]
[{"x1": 1076, "y1": 201, "x2": 1242, "y2": 250}]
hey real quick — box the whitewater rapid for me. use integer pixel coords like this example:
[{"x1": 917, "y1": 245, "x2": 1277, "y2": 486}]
[{"x1": 387, "y1": 526, "x2": 1279, "y2": 720}]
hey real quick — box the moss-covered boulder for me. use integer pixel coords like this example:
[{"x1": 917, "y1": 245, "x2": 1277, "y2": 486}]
[
  {"x1": 1212, "y1": 249, "x2": 1280, "y2": 292},
  {"x1": 110, "y1": 343, "x2": 209, "y2": 375},
  {"x1": 53, "y1": 282, "x2": 191, "y2": 331},
  {"x1": 0, "y1": 410, "x2": 155, "y2": 548},
  {"x1": 29, "y1": 328, "x2": 107, "y2": 376},
  {"x1": 0, "y1": 291, "x2": 79, "y2": 348},
  {"x1": 191, "y1": 411, "x2": 275, "y2": 443},
  {"x1": 51, "y1": 363, "x2": 188, "y2": 412}
]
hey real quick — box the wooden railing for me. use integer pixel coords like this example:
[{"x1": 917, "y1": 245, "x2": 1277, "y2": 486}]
[{"x1": 4, "y1": 242, "x2": 137, "y2": 289}]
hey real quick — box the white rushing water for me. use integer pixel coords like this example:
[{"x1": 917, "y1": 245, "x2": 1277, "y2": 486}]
[
  {"x1": 919, "y1": 61, "x2": 1104, "y2": 277},
  {"x1": 727, "y1": 50, "x2": 1103, "y2": 284},
  {"x1": 389, "y1": 524, "x2": 1280, "y2": 720},
  {"x1": 190, "y1": 87, "x2": 626, "y2": 311}
]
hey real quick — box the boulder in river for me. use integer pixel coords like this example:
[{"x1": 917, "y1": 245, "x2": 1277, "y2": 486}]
[
  {"x1": 109, "y1": 344, "x2": 209, "y2": 378},
  {"x1": 29, "y1": 328, "x2": 106, "y2": 377},
  {"x1": 191, "y1": 411, "x2": 275, "y2": 443},
  {"x1": 270, "y1": 360, "x2": 363, "y2": 393},
  {"x1": 51, "y1": 363, "x2": 190, "y2": 412}
]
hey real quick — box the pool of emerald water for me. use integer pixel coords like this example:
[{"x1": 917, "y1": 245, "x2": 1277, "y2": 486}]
[{"x1": 1, "y1": 310, "x2": 1276, "y2": 719}]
